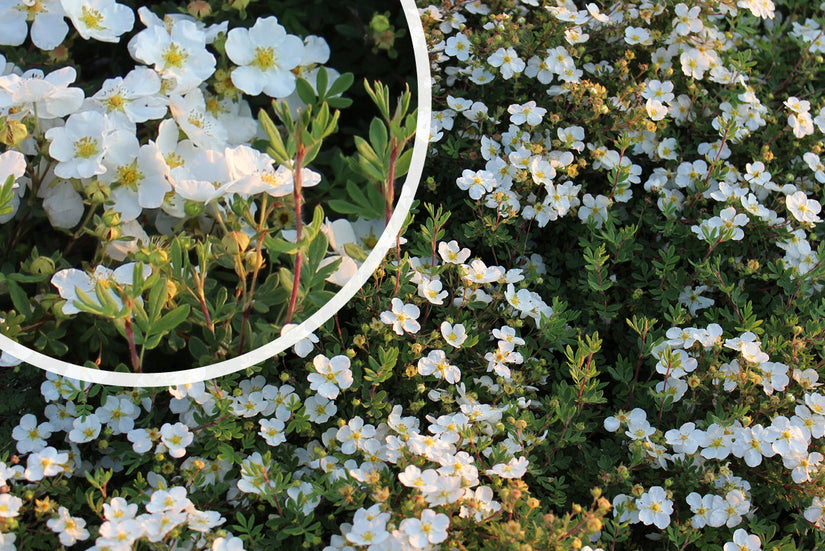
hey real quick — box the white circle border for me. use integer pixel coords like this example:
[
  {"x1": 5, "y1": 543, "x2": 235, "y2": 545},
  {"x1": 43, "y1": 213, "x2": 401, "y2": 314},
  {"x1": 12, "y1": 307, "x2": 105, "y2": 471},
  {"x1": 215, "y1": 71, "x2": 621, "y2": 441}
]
[{"x1": 0, "y1": 0, "x2": 432, "y2": 387}]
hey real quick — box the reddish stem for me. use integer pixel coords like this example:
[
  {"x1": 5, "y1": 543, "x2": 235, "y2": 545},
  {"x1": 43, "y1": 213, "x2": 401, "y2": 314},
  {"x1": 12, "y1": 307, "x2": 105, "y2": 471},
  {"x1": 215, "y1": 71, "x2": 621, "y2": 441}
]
[
  {"x1": 124, "y1": 317, "x2": 141, "y2": 373},
  {"x1": 285, "y1": 145, "x2": 306, "y2": 324}
]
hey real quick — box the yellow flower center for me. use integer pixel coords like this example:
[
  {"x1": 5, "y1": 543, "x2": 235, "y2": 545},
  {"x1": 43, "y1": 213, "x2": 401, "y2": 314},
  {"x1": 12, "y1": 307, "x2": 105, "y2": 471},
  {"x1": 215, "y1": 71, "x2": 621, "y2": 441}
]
[
  {"x1": 165, "y1": 153, "x2": 185, "y2": 169},
  {"x1": 74, "y1": 137, "x2": 100, "y2": 159},
  {"x1": 205, "y1": 98, "x2": 227, "y2": 116},
  {"x1": 80, "y1": 6, "x2": 106, "y2": 30},
  {"x1": 162, "y1": 43, "x2": 189, "y2": 70},
  {"x1": 251, "y1": 47, "x2": 277, "y2": 71},
  {"x1": 117, "y1": 164, "x2": 144, "y2": 190},
  {"x1": 18, "y1": 0, "x2": 45, "y2": 20},
  {"x1": 187, "y1": 114, "x2": 204, "y2": 129},
  {"x1": 105, "y1": 94, "x2": 126, "y2": 112}
]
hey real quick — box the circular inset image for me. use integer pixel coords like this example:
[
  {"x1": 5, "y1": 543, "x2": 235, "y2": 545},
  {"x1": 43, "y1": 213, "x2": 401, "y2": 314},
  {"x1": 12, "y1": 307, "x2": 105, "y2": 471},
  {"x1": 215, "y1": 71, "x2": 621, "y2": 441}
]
[{"x1": 0, "y1": 0, "x2": 430, "y2": 385}]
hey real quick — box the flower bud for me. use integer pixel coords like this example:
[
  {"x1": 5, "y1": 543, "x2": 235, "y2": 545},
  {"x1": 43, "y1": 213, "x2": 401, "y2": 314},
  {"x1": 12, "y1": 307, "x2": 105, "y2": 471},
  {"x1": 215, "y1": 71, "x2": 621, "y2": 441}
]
[
  {"x1": 84, "y1": 180, "x2": 110, "y2": 203},
  {"x1": 1, "y1": 119, "x2": 27, "y2": 147},
  {"x1": 222, "y1": 231, "x2": 250, "y2": 255},
  {"x1": 29, "y1": 256, "x2": 55, "y2": 276},
  {"x1": 102, "y1": 209, "x2": 121, "y2": 227},
  {"x1": 184, "y1": 200, "x2": 205, "y2": 218},
  {"x1": 187, "y1": 0, "x2": 211, "y2": 17}
]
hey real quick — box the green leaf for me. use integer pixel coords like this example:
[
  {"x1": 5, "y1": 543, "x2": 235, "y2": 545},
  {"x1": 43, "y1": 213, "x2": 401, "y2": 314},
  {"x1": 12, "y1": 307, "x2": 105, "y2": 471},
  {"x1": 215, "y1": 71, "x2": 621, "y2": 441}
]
[
  {"x1": 295, "y1": 77, "x2": 317, "y2": 106},
  {"x1": 315, "y1": 66, "x2": 328, "y2": 97},
  {"x1": 0, "y1": 174, "x2": 16, "y2": 217},
  {"x1": 264, "y1": 235, "x2": 301, "y2": 255},
  {"x1": 7, "y1": 280, "x2": 30, "y2": 320},
  {"x1": 304, "y1": 231, "x2": 329, "y2": 284},
  {"x1": 354, "y1": 136, "x2": 381, "y2": 166},
  {"x1": 343, "y1": 242, "x2": 369, "y2": 263},
  {"x1": 152, "y1": 305, "x2": 190, "y2": 335},
  {"x1": 147, "y1": 277, "x2": 167, "y2": 323},
  {"x1": 328, "y1": 72, "x2": 354, "y2": 97},
  {"x1": 6, "y1": 272, "x2": 46, "y2": 283},
  {"x1": 259, "y1": 109, "x2": 290, "y2": 163},
  {"x1": 369, "y1": 118, "x2": 388, "y2": 156},
  {"x1": 327, "y1": 97, "x2": 353, "y2": 109},
  {"x1": 327, "y1": 198, "x2": 362, "y2": 216},
  {"x1": 394, "y1": 148, "x2": 414, "y2": 179}
]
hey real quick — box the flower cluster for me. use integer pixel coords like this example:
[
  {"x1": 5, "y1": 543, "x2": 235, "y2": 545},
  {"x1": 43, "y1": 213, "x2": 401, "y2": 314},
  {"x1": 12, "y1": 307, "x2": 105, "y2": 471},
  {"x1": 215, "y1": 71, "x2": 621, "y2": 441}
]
[{"x1": 0, "y1": 0, "x2": 414, "y2": 372}]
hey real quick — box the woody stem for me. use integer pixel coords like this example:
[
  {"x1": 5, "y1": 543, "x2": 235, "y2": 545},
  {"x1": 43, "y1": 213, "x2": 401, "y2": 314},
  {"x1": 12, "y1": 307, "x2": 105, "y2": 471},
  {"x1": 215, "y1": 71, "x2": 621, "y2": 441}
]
[{"x1": 285, "y1": 145, "x2": 306, "y2": 324}]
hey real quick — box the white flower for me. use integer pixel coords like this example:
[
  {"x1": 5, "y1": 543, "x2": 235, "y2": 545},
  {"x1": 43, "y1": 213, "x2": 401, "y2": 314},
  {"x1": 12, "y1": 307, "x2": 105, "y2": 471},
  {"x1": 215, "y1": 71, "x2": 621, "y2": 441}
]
[
  {"x1": 46, "y1": 506, "x2": 89, "y2": 546},
  {"x1": 25, "y1": 446, "x2": 69, "y2": 481},
  {"x1": 624, "y1": 26, "x2": 651, "y2": 45},
  {"x1": 103, "y1": 496, "x2": 138, "y2": 521},
  {"x1": 127, "y1": 428, "x2": 153, "y2": 454},
  {"x1": 401, "y1": 509, "x2": 450, "y2": 547},
  {"x1": 0, "y1": 66, "x2": 84, "y2": 119},
  {"x1": 380, "y1": 298, "x2": 421, "y2": 335},
  {"x1": 487, "y1": 47, "x2": 525, "y2": 79},
  {"x1": 0, "y1": 0, "x2": 68, "y2": 50},
  {"x1": 737, "y1": 0, "x2": 774, "y2": 19},
  {"x1": 51, "y1": 263, "x2": 152, "y2": 315},
  {"x1": 636, "y1": 486, "x2": 673, "y2": 529},
  {"x1": 160, "y1": 422, "x2": 193, "y2": 458},
  {"x1": 723, "y1": 528, "x2": 761, "y2": 551},
  {"x1": 456, "y1": 169, "x2": 498, "y2": 200},
  {"x1": 786, "y1": 191, "x2": 822, "y2": 224},
  {"x1": 418, "y1": 349, "x2": 461, "y2": 384},
  {"x1": 287, "y1": 482, "x2": 320, "y2": 516},
  {"x1": 12, "y1": 413, "x2": 53, "y2": 454},
  {"x1": 0, "y1": 150, "x2": 26, "y2": 221},
  {"x1": 85, "y1": 67, "x2": 166, "y2": 126},
  {"x1": 804, "y1": 496, "x2": 825, "y2": 527},
  {"x1": 95, "y1": 394, "x2": 139, "y2": 434},
  {"x1": 225, "y1": 145, "x2": 292, "y2": 197},
  {"x1": 686, "y1": 492, "x2": 723, "y2": 529},
  {"x1": 646, "y1": 98, "x2": 668, "y2": 121},
  {"x1": 336, "y1": 416, "x2": 376, "y2": 455},
  {"x1": 678, "y1": 285, "x2": 714, "y2": 316},
  {"x1": 419, "y1": 277, "x2": 448, "y2": 305},
  {"x1": 146, "y1": 486, "x2": 190, "y2": 514},
  {"x1": 441, "y1": 322, "x2": 468, "y2": 347},
  {"x1": 346, "y1": 511, "x2": 389, "y2": 547},
  {"x1": 307, "y1": 354, "x2": 353, "y2": 400},
  {"x1": 612, "y1": 494, "x2": 640, "y2": 523},
  {"x1": 168, "y1": 88, "x2": 227, "y2": 149},
  {"x1": 102, "y1": 141, "x2": 171, "y2": 222},
  {"x1": 226, "y1": 16, "x2": 304, "y2": 97},
  {"x1": 445, "y1": 33, "x2": 472, "y2": 61},
  {"x1": 212, "y1": 536, "x2": 245, "y2": 551},
  {"x1": 37, "y1": 179, "x2": 84, "y2": 229},
  {"x1": 280, "y1": 323, "x2": 319, "y2": 358},
  {"x1": 673, "y1": 3, "x2": 703, "y2": 35},
  {"x1": 438, "y1": 240, "x2": 471, "y2": 264},
  {"x1": 61, "y1": 0, "x2": 134, "y2": 43},
  {"x1": 68, "y1": 414, "x2": 102, "y2": 444},
  {"x1": 169, "y1": 148, "x2": 233, "y2": 202},
  {"x1": 0, "y1": 494, "x2": 23, "y2": 518},
  {"x1": 259, "y1": 418, "x2": 286, "y2": 447},
  {"x1": 487, "y1": 456, "x2": 528, "y2": 479},
  {"x1": 304, "y1": 394, "x2": 336, "y2": 424},
  {"x1": 130, "y1": 18, "x2": 215, "y2": 94},
  {"x1": 45, "y1": 110, "x2": 111, "y2": 179},
  {"x1": 508, "y1": 101, "x2": 546, "y2": 126}
]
